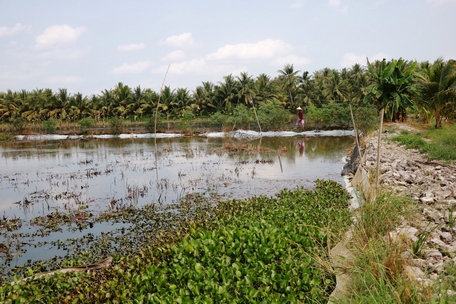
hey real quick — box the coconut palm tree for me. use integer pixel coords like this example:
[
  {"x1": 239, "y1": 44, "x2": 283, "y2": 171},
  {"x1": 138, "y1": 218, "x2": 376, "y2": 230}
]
[
  {"x1": 296, "y1": 71, "x2": 317, "y2": 107},
  {"x1": 111, "y1": 82, "x2": 132, "y2": 118},
  {"x1": 277, "y1": 64, "x2": 300, "y2": 108},
  {"x1": 414, "y1": 58, "x2": 456, "y2": 128},
  {"x1": 236, "y1": 72, "x2": 255, "y2": 105},
  {"x1": 254, "y1": 74, "x2": 280, "y2": 104},
  {"x1": 0, "y1": 90, "x2": 22, "y2": 121},
  {"x1": 174, "y1": 88, "x2": 193, "y2": 116},
  {"x1": 69, "y1": 92, "x2": 91, "y2": 121},
  {"x1": 322, "y1": 70, "x2": 349, "y2": 103},
  {"x1": 48, "y1": 88, "x2": 71, "y2": 121},
  {"x1": 364, "y1": 58, "x2": 417, "y2": 121},
  {"x1": 217, "y1": 74, "x2": 239, "y2": 114},
  {"x1": 193, "y1": 81, "x2": 216, "y2": 115},
  {"x1": 158, "y1": 86, "x2": 175, "y2": 117}
]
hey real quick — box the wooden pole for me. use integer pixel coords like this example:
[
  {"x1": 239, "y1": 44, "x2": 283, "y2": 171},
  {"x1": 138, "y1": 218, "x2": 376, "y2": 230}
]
[
  {"x1": 154, "y1": 64, "x2": 170, "y2": 184},
  {"x1": 349, "y1": 104, "x2": 362, "y2": 160},
  {"x1": 376, "y1": 109, "x2": 384, "y2": 192}
]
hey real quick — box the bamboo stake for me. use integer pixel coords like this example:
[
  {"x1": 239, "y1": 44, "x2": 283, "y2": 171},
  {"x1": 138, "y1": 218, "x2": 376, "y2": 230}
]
[
  {"x1": 154, "y1": 65, "x2": 170, "y2": 184},
  {"x1": 349, "y1": 104, "x2": 362, "y2": 161},
  {"x1": 376, "y1": 109, "x2": 384, "y2": 192},
  {"x1": 278, "y1": 147, "x2": 283, "y2": 173},
  {"x1": 250, "y1": 97, "x2": 262, "y2": 136}
]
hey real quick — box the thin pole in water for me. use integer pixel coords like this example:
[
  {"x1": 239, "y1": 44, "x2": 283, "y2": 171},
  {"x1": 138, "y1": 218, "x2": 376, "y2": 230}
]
[{"x1": 154, "y1": 64, "x2": 170, "y2": 184}]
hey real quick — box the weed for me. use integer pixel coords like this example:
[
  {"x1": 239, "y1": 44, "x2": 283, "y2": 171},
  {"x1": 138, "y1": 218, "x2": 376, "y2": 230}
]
[
  {"x1": 412, "y1": 223, "x2": 438, "y2": 258},
  {"x1": 346, "y1": 192, "x2": 432, "y2": 303},
  {"x1": 448, "y1": 205, "x2": 456, "y2": 228}
]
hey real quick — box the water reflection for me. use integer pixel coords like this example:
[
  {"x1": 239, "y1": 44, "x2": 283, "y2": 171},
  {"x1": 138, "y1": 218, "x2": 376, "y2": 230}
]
[{"x1": 0, "y1": 134, "x2": 354, "y2": 276}]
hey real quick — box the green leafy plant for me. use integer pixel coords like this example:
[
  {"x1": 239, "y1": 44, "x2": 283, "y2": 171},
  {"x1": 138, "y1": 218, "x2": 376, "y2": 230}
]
[
  {"x1": 42, "y1": 119, "x2": 58, "y2": 134},
  {"x1": 256, "y1": 102, "x2": 290, "y2": 130},
  {"x1": 109, "y1": 118, "x2": 123, "y2": 135},
  {"x1": 0, "y1": 180, "x2": 353, "y2": 303},
  {"x1": 77, "y1": 118, "x2": 95, "y2": 134},
  {"x1": 179, "y1": 110, "x2": 195, "y2": 134}
]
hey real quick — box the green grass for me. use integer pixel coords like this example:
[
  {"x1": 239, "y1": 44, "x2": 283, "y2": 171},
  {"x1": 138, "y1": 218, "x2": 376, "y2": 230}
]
[
  {"x1": 342, "y1": 194, "x2": 432, "y2": 304},
  {"x1": 391, "y1": 124, "x2": 456, "y2": 162}
]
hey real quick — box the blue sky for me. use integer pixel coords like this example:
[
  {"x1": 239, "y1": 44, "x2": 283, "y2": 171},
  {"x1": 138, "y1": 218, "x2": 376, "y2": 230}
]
[{"x1": 1, "y1": 0, "x2": 455, "y2": 96}]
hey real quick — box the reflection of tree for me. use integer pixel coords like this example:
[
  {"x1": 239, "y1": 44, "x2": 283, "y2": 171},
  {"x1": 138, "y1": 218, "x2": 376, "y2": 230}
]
[{"x1": 304, "y1": 137, "x2": 353, "y2": 160}]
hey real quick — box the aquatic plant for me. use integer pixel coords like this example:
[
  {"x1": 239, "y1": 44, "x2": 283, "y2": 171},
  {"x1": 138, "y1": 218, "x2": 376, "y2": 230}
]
[{"x1": 0, "y1": 180, "x2": 352, "y2": 302}]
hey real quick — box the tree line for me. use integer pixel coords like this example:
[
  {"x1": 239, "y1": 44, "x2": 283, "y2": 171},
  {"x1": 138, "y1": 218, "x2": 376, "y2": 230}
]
[{"x1": 1, "y1": 57, "x2": 455, "y2": 130}]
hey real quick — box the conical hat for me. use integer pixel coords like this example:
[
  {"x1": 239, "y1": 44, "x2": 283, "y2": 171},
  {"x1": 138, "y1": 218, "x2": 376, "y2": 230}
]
[{"x1": 297, "y1": 107, "x2": 302, "y2": 110}]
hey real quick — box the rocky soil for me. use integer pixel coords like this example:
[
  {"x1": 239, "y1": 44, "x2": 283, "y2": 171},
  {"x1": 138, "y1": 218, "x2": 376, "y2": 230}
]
[{"x1": 359, "y1": 122, "x2": 456, "y2": 290}]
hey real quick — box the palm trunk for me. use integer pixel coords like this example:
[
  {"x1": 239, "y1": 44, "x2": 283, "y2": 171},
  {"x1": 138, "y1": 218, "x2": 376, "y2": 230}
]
[{"x1": 435, "y1": 107, "x2": 442, "y2": 129}]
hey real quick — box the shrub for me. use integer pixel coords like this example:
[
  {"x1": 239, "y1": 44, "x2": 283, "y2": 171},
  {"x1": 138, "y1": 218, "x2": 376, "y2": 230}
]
[
  {"x1": 256, "y1": 102, "x2": 290, "y2": 130},
  {"x1": 210, "y1": 112, "x2": 228, "y2": 125},
  {"x1": 77, "y1": 118, "x2": 95, "y2": 134},
  {"x1": 42, "y1": 119, "x2": 58, "y2": 134},
  {"x1": 10, "y1": 118, "x2": 27, "y2": 134},
  {"x1": 227, "y1": 104, "x2": 253, "y2": 129},
  {"x1": 179, "y1": 111, "x2": 195, "y2": 134},
  {"x1": 109, "y1": 118, "x2": 123, "y2": 135},
  {"x1": 145, "y1": 113, "x2": 165, "y2": 133},
  {"x1": 353, "y1": 104, "x2": 379, "y2": 134}
]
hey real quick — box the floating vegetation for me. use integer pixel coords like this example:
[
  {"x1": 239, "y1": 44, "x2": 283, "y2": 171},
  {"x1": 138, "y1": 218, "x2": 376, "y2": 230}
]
[
  {"x1": 0, "y1": 180, "x2": 353, "y2": 302},
  {"x1": 0, "y1": 217, "x2": 22, "y2": 232}
]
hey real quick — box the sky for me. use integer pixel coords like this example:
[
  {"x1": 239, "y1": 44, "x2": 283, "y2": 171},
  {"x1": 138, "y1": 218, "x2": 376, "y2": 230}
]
[{"x1": 1, "y1": 0, "x2": 455, "y2": 97}]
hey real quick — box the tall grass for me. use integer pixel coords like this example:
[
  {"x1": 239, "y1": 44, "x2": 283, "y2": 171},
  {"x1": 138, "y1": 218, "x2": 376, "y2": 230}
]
[
  {"x1": 391, "y1": 124, "x2": 456, "y2": 162},
  {"x1": 342, "y1": 193, "x2": 432, "y2": 303}
]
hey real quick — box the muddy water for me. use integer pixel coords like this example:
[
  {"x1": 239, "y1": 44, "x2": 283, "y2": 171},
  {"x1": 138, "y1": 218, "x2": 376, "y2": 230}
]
[{"x1": 0, "y1": 132, "x2": 354, "y2": 277}]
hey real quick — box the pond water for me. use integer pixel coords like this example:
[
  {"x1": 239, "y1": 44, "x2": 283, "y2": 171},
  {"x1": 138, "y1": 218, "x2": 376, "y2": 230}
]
[{"x1": 0, "y1": 130, "x2": 354, "y2": 278}]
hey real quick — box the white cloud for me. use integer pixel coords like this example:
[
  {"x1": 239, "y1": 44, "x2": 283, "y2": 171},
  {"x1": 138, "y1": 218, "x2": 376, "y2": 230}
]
[
  {"x1": 0, "y1": 67, "x2": 37, "y2": 81},
  {"x1": 117, "y1": 43, "x2": 145, "y2": 51},
  {"x1": 161, "y1": 50, "x2": 186, "y2": 62},
  {"x1": 112, "y1": 61, "x2": 152, "y2": 74},
  {"x1": 152, "y1": 58, "x2": 207, "y2": 75},
  {"x1": 160, "y1": 32, "x2": 194, "y2": 48},
  {"x1": 34, "y1": 24, "x2": 85, "y2": 51},
  {"x1": 341, "y1": 52, "x2": 366, "y2": 67},
  {"x1": 328, "y1": 0, "x2": 341, "y2": 7},
  {"x1": 274, "y1": 54, "x2": 311, "y2": 66},
  {"x1": 341, "y1": 52, "x2": 388, "y2": 67},
  {"x1": 426, "y1": 0, "x2": 456, "y2": 4},
  {"x1": 328, "y1": 0, "x2": 347, "y2": 13},
  {"x1": 369, "y1": 52, "x2": 389, "y2": 62},
  {"x1": 291, "y1": 1, "x2": 304, "y2": 8},
  {"x1": 207, "y1": 39, "x2": 293, "y2": 61},
  {"x1": 45, "y1": 76, "x2": 82, "y2": 84},
  {"x1": 0, "y1": 23, "x2": 27, "y2": 37},
  {"x1": 34, "y1": 47, "x2": 89, "y2": 60},
  {"x1": 151, "y1": 58, "x2": 238, "y2": 79}
]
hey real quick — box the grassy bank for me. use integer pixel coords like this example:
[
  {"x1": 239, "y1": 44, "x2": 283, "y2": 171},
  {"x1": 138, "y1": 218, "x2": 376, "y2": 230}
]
[
  {"x1": 390, "y1": 123, "x2": 456, "y2": 162},
  {"x1": 337, "y1": 123, "x2": 456, "y2": 303}
]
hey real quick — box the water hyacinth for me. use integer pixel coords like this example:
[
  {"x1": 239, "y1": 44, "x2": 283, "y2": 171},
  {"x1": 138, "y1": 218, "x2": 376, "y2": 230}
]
[{"x1": 1, "y1": 180, "x2": 353, "y2": 303}]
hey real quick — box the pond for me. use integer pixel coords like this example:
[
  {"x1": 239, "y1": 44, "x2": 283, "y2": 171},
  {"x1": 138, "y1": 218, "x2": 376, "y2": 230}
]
[{"x1": 0, "y1": 130, "x2": 354, "y2": 280}]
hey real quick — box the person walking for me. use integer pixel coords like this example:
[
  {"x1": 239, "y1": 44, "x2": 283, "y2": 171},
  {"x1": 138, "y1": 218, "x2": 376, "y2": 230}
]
[{"x1": 295, "y1": 106, "x2": 305, "y2": 129}]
